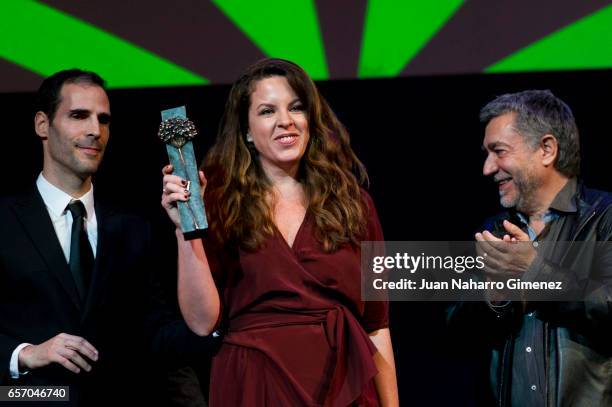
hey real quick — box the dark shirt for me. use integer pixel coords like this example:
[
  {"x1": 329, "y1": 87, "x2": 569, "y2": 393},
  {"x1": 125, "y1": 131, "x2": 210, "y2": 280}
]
[{"x1": 509, "y1": 178, "x2": 577, "y2": 407}]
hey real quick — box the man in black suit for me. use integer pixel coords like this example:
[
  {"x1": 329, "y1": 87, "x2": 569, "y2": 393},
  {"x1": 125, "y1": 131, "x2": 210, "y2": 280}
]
[{"x1": 0, "y1": 69, "x2": 160, "y2": 405}]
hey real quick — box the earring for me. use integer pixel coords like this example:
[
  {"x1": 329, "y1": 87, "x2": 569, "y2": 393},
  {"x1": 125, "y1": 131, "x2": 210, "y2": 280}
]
[{"x1": 246, "y1": 132, "x2": 253, "y2": 142}]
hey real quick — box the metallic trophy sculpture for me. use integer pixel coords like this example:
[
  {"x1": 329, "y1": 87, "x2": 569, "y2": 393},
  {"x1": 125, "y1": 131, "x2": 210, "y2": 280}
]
[{"x1": 159, "y1": 106, "x2": 208, "y2": 239}]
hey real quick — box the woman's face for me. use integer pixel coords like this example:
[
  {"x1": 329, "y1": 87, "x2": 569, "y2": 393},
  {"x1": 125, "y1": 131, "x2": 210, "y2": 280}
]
[{"x1": 247, "y1": 76, "x2": 310, "y2": 176}]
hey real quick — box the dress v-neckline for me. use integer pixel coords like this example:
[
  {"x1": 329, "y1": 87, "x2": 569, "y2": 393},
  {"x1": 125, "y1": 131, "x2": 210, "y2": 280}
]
[{"x1": 274, "y1": 210, "x2": 309, "y2": 251}]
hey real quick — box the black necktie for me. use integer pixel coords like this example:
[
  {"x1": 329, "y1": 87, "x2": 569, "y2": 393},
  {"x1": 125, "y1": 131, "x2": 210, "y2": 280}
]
[{"x1": 66, "y1": 200, "x2": 94, "y2": 302}]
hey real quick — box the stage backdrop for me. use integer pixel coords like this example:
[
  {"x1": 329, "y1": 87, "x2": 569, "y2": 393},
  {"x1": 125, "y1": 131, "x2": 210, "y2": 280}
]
[
  {"x1": 1, "y1": 69, "x2": 610, "y2": 405},
  {"x1": 2, "y1": 1, "x2": 612, "y2": 91}
]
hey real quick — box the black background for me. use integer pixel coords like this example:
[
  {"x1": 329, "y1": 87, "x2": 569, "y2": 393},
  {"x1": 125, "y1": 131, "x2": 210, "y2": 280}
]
[{"x1": 1, "y1": 69, "x2": 610, "y2": 405}]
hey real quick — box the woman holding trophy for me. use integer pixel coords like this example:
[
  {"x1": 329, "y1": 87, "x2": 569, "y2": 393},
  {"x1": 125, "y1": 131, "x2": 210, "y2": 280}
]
[{"x1": 161, "y1": 58, "x2": 398, "y2": 406}]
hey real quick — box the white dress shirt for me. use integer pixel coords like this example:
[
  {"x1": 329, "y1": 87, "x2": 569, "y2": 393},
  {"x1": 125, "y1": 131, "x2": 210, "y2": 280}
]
[{"x1": 9, "y1": 174, "x2": 98, "y2": 378}]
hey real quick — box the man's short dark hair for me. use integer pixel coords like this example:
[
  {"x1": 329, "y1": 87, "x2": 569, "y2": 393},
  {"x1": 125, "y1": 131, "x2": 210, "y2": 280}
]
[
  {"x1": 479, "y1": 89, "x2": 580, "y2": 178},
  {"x1": 35, "y1": 69, "x2": 106, "y2": 123}
]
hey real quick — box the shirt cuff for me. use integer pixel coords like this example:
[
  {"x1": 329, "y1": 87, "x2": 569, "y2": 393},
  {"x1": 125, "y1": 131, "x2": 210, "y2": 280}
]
[
  {"x1": 486, "y1": 299, "x2": 512, "y2": 317},
  {"x1": 10, "y1": 343, "x2": 32, "y2": 379}
]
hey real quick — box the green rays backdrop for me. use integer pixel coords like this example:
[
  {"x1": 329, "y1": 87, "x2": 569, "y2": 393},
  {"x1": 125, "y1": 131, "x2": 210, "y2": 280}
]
[{"x1": 1, "y1": 0, "x2": 611, "y2": 91}]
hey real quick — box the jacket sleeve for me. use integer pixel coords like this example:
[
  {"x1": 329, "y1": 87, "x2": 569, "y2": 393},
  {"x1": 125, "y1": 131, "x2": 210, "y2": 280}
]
[
  {"x1": 527, "y1": 206, "x2": 612, "y2": 340},
  {"x1": 449, "y1": 206, "x2": 612, "y2": 344},
  {"x1": 445, "y1": 215, "x2": 521, "y2": 347},
  {"x1": 0, "y1": 334, "x2": 21, "y2": 384},
  {"x1": 0, "y1": 235, "x2": 24, "y2": 384},
  {"x1": 445, "y1": 299, "x2": 525, "y2": 350}
]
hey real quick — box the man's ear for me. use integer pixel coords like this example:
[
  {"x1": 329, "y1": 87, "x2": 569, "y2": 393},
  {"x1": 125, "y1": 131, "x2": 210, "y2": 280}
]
[
  {"x1": 34, "y1": 112, "x2": 50, "y2": 140},
  {"x1": 540, "y1": 134, "x2": 558, "y2": 167}
]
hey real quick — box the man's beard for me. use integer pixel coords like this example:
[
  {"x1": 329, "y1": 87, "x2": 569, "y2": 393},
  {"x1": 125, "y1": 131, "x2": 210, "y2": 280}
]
[{"x1": 501, "y1": 169, "x2": 541, "y2": 214}]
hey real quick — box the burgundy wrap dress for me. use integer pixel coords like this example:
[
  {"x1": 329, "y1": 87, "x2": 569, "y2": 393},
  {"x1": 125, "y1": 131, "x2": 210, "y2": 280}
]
[{"x1": 207, "y1": 193, "x2": 388, "y2": 406}]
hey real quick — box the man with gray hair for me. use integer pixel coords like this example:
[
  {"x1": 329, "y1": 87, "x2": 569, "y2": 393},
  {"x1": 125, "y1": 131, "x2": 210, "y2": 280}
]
[{"x1": 448, "y1": 90, "x2": 611, "y2": 406}]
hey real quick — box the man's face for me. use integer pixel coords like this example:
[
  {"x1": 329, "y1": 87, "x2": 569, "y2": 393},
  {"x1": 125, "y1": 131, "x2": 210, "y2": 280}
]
[
  {"x1": 38, "y1": 82, "x2": 111, "y2": 181},
  {"x1": 482, "y1": 112, "x2": 542, "y2": 212}
]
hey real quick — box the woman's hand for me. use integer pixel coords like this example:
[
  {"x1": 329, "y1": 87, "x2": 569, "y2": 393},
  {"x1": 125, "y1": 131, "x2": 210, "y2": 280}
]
[
  {"x1": 161, "y1": 164, "x2": 219, "y2": 336},
  {"x1": 161, "y1": 164, "x2": 207, "y2": 228}
]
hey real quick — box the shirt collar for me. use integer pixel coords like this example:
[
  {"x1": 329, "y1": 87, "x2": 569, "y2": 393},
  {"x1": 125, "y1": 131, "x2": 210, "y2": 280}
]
[
  {"x1": 549, "y1": 177, "x2": 578, "y2": 213},
  {"x1": 515, "y1": 177, "x2": 578, "y2": 220},
  {"x1": 513, "y1": 178, "x2": 578, "y2": 240},
  {"x1": 36, "y1": 173, "x2": 95, "y2": 219}
]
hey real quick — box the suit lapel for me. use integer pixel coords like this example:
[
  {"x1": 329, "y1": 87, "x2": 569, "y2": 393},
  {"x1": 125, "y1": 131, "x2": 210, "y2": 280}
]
[
  {"x1": 82, "y1": 202, "x2": 121, "y2": 321},
  {"x1": 11, "y1": 188, "x2": 82, "y2": 312}
]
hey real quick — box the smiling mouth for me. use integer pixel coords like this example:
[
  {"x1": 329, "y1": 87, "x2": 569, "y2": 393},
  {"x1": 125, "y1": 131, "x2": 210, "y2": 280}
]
[
  {"x1": 274, "y1": 133, "x2": 299, "y2": 144},
  {"x1": 494, "y1": 173, "x2": 512, "y2": 184},
  {"x1": 497, "y1": 178, "x2": 513, "y2": 194}
]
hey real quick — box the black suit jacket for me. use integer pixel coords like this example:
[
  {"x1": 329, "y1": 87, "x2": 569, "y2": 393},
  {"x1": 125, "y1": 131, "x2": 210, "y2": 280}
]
[{"x1": 0, "y1": 187, "x2": 161, "y2": 405}]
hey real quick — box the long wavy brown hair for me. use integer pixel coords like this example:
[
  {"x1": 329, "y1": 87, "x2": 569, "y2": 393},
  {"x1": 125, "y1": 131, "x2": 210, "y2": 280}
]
[{"x1": 202, "y1": 58, "x2": 369, "y2": 252}]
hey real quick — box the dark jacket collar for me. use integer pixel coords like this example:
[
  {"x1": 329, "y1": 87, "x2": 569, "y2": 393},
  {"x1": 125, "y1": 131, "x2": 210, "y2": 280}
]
[
  {"x1": 12, "y1": 187, "x2": 82, "y2": 311},
  {"x1": 11, "y1": 187, "x2": 122, "y2": 321}
]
